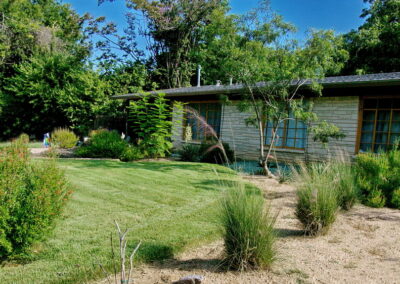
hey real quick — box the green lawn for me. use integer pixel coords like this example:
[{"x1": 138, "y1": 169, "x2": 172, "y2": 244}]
[
  {"x1": 0, "y1": 159, "x2": 247, "y2": 284},
  {"x1": 0, "y1": 141, "x2": 43, "y2": 148}
]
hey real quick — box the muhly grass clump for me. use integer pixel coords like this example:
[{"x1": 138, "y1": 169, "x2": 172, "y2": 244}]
[
  {"x1": 220, "y1": 185, "x2": 276, "y2": 271},
  {"x1": 293, "y1": 158, "x2": 358, "y2": 235}
]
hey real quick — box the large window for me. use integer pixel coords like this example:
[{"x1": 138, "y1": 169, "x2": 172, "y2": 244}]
[
  {"x1": 185, "y1": 103, "x2": 222, "y2": 141},
  {"x1": 359, "y1": 98, "x2": 400, "y2": 153},
  {"x1": 265, "y1": 114, "x2": 307, "y2": 150}
]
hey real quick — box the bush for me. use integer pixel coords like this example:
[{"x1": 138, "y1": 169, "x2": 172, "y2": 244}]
[
  {"x1": 200, "y1": 141, "x2": 235, "y2": 164},
  {"x1": 76, "y1": 130, "x2": 127, "y2": 159},
  {"x1": 355, "y1": 149, "x2": 400, "y2": 209},
  {"x1": 179, "y1": 144, "x2": 202, "y2": 162},
  {"x1": 391, "y1": 188, "x2": 400, "y2": 209},
  {"x1": 220, "y1": 185, "x2": 276, "y2": 271},
  {"x1": 119, "y1": 146, "x2": 144, "y2": 162},
  {"x1": 51, "y1": 128, "x2": 78, "y2": 149},
  {"x1": 293, "y1": 163, "x2": 338, "y2": 235},
  {"x1": 0, "y1": 141, "x2": 70, "y2": 257},
  {"x1": 17, "y1": 133, "x2": 30, "y2": 144}
]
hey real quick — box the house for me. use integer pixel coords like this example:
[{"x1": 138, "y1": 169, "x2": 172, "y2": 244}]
[{"x1": 113, "y1": 72, "x2": 400, "y2": 163}]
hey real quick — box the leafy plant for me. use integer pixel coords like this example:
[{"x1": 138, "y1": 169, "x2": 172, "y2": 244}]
[
  {"x1": 51, "y1": 128, "x2": 79, "y2": 149},
  {"x1": 17, "y1": 133, "x2": 30, "y2": 144},
  {"x1": 0, "y1": 141, "x2": 71, "y2": 257},
  {"x1": 119, "y1": 146, "x2": 144, "y2": 162},
  {"x1": 391, "y1": 188, "x2": 400, "y2": 209},
  {"x1": 179, "y1": 144, "x2": 202, "y2": 162},
  {"x1": 128, "y1": 93, "x2": 182, "y2": 158},
  {"x1": 76, "y1": 130, "x2": 127, "y2": 159},
  {"x1": 355, "y1": 149, "x2": 400, "y2": 209},
  {"x1": 220, "y1": 185, "x2": 276, "y2": 271}
]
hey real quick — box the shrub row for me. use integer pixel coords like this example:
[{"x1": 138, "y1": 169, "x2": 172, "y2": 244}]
[
  {"x1": 0, "y1": 140, "x2": 70, "y2": 257},
  {"x1": 355, "y1": 149, "x2": 400, "y2": 208}
]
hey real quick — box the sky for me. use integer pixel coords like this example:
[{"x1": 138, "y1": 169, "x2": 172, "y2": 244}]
[{"x1": 62, "y1": 0, "x2": 368, "y2": 57}]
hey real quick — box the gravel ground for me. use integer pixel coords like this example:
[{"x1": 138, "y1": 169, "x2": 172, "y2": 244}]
[{"x1": 99, "y1": 175, "x2": 400, "y2": 284}]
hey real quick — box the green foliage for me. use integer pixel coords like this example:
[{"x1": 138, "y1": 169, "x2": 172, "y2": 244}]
[
  {"x1": 128, "y1": 93, "x2": 180, "y2": 158},
  {"x1": 220, "y1": 185, "x2": 276, "y2": 270},
  {"x1": 17, "y1": 133, "x2": 30, "y2": 144},
  {"x1": 391, "y1": 188, "x2": 400, "y2": 209},
  {"x1": 119, "y1": 145, "x2": 144, "y2": 162},
  {"x1": 311, "y1": 120, "x2": 346, "y2": 145},
  {"x1": 342, "y1": 0, "x2": 400, "y2": 74},
  {"x1": 0, "y1": 141, "x2": 70, "y2": 257},
  {"x1": 355, "y1": 149, "x2": 400, "y2": 209},
  {"x1": 51, "y1": 128, "x2": 78, "y2": 149},
  {"x1": 293, "y1": 163, "x2": 339, "y2": 235},
  {"x1": 75, "y1": 130, "x2": 127, "y2": 159},
  {"x1": 179, "y1": 144, "x2": 202, "y2": 162}
]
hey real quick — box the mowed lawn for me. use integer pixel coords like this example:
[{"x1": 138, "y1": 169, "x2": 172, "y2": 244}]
[
  {"x1": 0, "y1": 159, "x2": 245, "y2": 284},
  {"x1": 0, "y1": 141, "x2": 43, "y2": 148}
]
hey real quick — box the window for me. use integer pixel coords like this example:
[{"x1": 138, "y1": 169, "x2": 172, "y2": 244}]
[
  {"x1": 185, "y1": 103, "x2": 222, "y2": 141},
  {"x1": 265, "y1": 114, "x2": 307, "y2": 150},
  {"x1": 359, "y1": 98, "x2": 400, "y2": 153}
]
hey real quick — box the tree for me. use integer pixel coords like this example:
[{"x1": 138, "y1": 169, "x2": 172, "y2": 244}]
[
  {"x1": 227, "y1": 3, "x2": 348, "y2": 176},
  {"x1": 96, "y1": 0, "x2": 226, "y2": 88},
  {"x1": 0, "y1": 52, "x2": 108, "y2": 138},
  {"x1": 342, "y1": 0, "x2": 400, "y2": 74}
]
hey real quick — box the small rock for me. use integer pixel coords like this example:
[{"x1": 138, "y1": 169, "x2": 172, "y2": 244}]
[{"x1": 172, "y1": 275, "x2": 204, "y2": 284}]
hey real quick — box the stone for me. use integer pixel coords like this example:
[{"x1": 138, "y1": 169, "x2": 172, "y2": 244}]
[{"x1": 171, "y1": 275, "x2": 204, "y2": 284}]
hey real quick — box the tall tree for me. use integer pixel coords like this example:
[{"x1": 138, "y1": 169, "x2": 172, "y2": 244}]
[
  {"x1": 225, "y1": 3, "x2": 348, "y2": 176},
  {"x1": 342, "y1": 0, "x2": 400, "y2": 74},
  {"x1": 96, "y1": 0, "x2": 226, "y2": 88}
]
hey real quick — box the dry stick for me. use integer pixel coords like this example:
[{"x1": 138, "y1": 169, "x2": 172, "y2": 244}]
[
  {"x1": 111, "y1": 233, "x2": 118, "y2": 284},
  {"x1": 127, "y1": 241, "x2": 142, "y2": 284}
]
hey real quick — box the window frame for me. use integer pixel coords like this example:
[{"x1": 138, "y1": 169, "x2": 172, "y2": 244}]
[
  {"x1": 265, "y1": 116, "x2": 307, "y2": 151},
  {"x1": 183, "y1": 101, "x2": 222, "y2": 142},
  {"x1": 357, "y1": 96, "x2": 400, "y2": 153}
]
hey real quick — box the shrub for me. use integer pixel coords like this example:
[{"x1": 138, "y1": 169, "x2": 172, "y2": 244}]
[
  {"x1": 391, "y1": 188, "x2": 400, "y2": 209},
  {"x1": 200, "y1": 141, "x2": 235, "y2": 164},
  {"x1": 51, "y1": 128, "x2": 78, "y2": 149},
  {"x1": 17, "y1": 133, "x2": 30, "y2": 144},
  {"x1": 220, "y1": 185, "x2": 276, "y2": 271},
  {"x1": 293, "y1": 163, "x2": 338, "y2": 235},
  {"x1": 0, "y1": 141, "x2": 70, "y2": 257},
  {"x1": 119, "y1": 146, "x2": 144, "y2": 162},
  {"x1": 355, "y1": 149, "x2": 400, "y2": 208},
  {"x1": 179, "y1": 144, "x2": 202, "y2": 162},
  {"x1": 76, "y1": 130, "x2": 127, "y2": 159}
]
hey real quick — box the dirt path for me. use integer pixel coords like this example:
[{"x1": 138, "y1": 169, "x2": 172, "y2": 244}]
[{"x1": 99, "y1": 176, "x2": 400, "y2": 284}]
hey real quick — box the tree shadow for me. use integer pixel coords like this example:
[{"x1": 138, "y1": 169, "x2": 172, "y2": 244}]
[
  {"x1": 275, "y1": 227, "x2": 304, "y2": 238},
  {"x1": 154, "y1": 257, "x2": 223, "y2": 273}
]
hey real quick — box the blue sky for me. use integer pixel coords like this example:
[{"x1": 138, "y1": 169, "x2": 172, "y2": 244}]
[{"x1": 62, "y1": 0, "x2": 368, "y2": 56}]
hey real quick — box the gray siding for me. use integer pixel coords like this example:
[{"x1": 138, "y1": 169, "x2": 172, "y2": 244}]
[{"x1": 172, "y1": 96, "x2": 360, "y2": 163}]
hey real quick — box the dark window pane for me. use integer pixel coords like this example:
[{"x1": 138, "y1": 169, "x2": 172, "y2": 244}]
[
  {"x1": 391, "y1": 121, "x2": 400, "y2": 132},
  {"x1": 393, "y1": 111, "x2": 400, "y2": 121},
  {"x1": 377, "y1": 111, "x2": 390, "y2": 121},
  {"x1": 364, "y1": 99, "x2": 378, "y2": 108},
  {"x1": 360, "y1": 143, "x2": 372, "y2": 152},
  {"x1": 376, "y1": 121, "x2": 389, "y2": 132},
  {"x1": 361, "y1": 132, "x2": 373, "y2": 143},
  {"x1": 375, "y1": 133, "x2": 388, "y2": 144},
  {"x1": 362, "y1": 121, "x2": 374, "y2": 131},
  {"x1": 363, "y1": 111, "x2": 376, "y2": 121}
]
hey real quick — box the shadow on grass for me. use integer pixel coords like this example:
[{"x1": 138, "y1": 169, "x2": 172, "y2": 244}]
[{"x1": 59, "y1": 159, "x2": 235, "y2": 174}]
